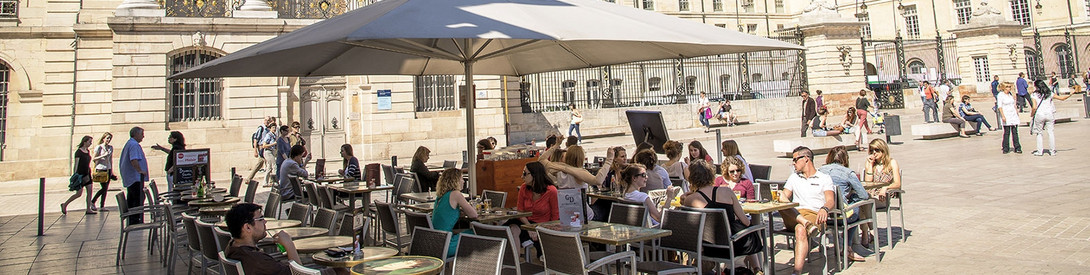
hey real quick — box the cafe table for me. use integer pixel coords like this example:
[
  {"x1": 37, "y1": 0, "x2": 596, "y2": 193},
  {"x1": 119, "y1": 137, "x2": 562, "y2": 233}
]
[
  {"x1": 400, "y1": 203, "x2": 531, "y2": 224},
  {"x1": 742, "y1": 201, "x2": 799, "y2": 275},
  {"x1": 268, "y1": 226, "x2": 328, "y2": 240},
  {"x1": 294, "y1": 235, "x2": 354, "y2": 254},
  {"x1": 329, "y1": 184, "x2": 395, "y2": 210},
  {"x1": 351, "y1": 255, "x2": 445, "y2": 275},
  {"x1": 216, "y1": 219, "x2": 302, "y2": 231},
  {"x1": 580, "y1": 223, "x2": 671, "y2": 246},
  {"x1": 179, "y1": 189, "x2": 228, "y2": 202},
  {"x1": 312, "y1": 247, "x2": 399, "y2": 268},
  {"x1": 586, "y1": 189, "x2": 629, "y2": 203},
  {"x1": 520, "y1": 220, "x2": 612, "y2": 233},
  {"x1": 400, "y1": 192, "x2": 468, "y2": 203},
  {"x1": 312, "y1": 176, "x2": 348, "y2": 184},
  {"x1": 198, "y1": 204, "x2": 234, "y2": 216},
  {"x1": 188, "y1": 196, "x2": 240, "y2": 207}
]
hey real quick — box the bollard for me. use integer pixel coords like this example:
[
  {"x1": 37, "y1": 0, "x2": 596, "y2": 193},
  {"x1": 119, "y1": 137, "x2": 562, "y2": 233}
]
[
  {"x1": 391, "y1": 156, "x2": 397, "y2": 167},
  {"x1": 38, "y1": 177, "x2": 45, "y2": 236},
  {"x1": 715, "y1": 129, "x2": 723, "y2": 164}
]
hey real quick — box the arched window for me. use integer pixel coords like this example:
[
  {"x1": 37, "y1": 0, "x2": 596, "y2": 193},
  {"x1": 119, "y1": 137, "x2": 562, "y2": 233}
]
[
  {"x1": 169, "y1": 49, "x2": 223, "y2": 121},
  {"x1": 908, "y1": 59, "x2": 926, "y2": 75},
  {"x1": 648, "y1": 77, "x2": 662, "y2": 91},
  {"x1": 1055, "y1": 44, "x2": 1074, "y2": 78},
  {"x1": 781, "y1": 72, "x2": 789, "y2": 81},
  {"x1": 751, "y1": 73, "x2": 762, "y2": 82},
  {"x1": 685, "y1": 76, "x2": 698, "y2": 94},
  {"x1": 0, "y1": 60, "x2": 8, "y2": 160}
]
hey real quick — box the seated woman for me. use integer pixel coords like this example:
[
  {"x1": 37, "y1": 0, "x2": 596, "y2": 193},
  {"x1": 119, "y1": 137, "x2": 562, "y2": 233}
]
[
  {"x1": 940, "y1": 95, "x2": 971, "y2": 138},
  {"x1": 632, "y1": 149, "x2": 669, "y2": 192},
  {"x1": 475, "y1": 139, "x2": 494, "y2": 160},
  {"x1": 685, "y1": 141, "x2": 714, "y2": 165},
  {"x1": 410, "y1": 146, "x2": 440, "y2": 192},
  {"x1": 713, "y1": 156, "x2": 755, "y2": 201},
  {"x1": 810, "y1": 108, "x2": 842, "y2": 137},
  {"x1": 661, "y1": 140, "x2": 689, "y2": 192},
  {"x1": 590, "y1": 146, "x2": 624, "y2": 221},
  {"x1": 959, "y1": 95, "x2": 995, "y2": 133},
  {"x1": 715, "y1": 99, "x2": 737, "y2": 126},
  {"x1": 682, "y1": 160, "x2": 763, "y2": 274},
  {"x1": 817, "y1": 146, "x2": 869, "y2": 262},
  {"x1": 431, "y1": 168, "x2": 479, "y2": 257},
  {"x1": 839, "y1": 107, "x2": 857, "y2": 134},
  {"x1": 337, "y1": 144, "x2": 361, "y2": 181},
  {"x1": 539, "y1": 144, "x2": 611, "y2": 220},
  {"x1": 616, "y1": 163, "x2": 672, "y2": 225},
  {"x1": 859, "y1": 138, "x2": 902, "y2": 248},
  {"x1": 506, "y1": 162, "x2": 559, "y2": 256}
]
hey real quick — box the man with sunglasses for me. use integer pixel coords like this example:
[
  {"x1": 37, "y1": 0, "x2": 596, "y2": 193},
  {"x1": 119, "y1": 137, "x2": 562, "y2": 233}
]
[{"x1": 778, "y1": 146, "x2": 836, "y2": 275}]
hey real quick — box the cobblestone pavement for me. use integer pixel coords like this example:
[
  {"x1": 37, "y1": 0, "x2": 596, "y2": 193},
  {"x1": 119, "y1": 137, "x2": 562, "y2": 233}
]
[{"x1": 2, "y1": 100, "x2": 1088, "y2": 274}]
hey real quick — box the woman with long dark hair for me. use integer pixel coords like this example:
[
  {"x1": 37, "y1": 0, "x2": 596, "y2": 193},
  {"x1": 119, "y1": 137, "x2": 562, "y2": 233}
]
[
  {"x1": 62, "y1": 136, "x2": 96, "y2": 215},
  {"x1": 1030, "y1": 79, "x2": 1082, "y2": 156},
  {"x1": 338, "y1": 144, "x2": 361, "y2": 180},
  {"x1": 152, "y1": 131, "x2": 186, "y2": 190},
  {"x1": 506, "y1": 161, "x2": 558, "y2": 255},
  {"x1": 685, "y1": 140, "x2": 712, "y2": 165}
]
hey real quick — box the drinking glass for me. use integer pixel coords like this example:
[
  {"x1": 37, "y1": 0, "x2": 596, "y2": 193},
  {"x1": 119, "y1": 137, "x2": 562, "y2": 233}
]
[
  {"x1": 770, "y1": 183, "x2": 780, "y2": 203},
  {"x1": 733, "y1": 190, "x2": 743, "y2": 202},
  {"x1": 483, "y1": 199, "x2": 492, "y2": 212}
]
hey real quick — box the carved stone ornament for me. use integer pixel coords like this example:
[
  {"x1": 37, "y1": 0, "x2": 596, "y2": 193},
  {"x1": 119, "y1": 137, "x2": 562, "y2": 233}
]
[
  {"x1": 192, "y1": 31, "x2": 207, "y2": 49},
  {"x1": 1007, "y1": 44, "x2": 1019, "y2": 62},
  {"x1": 837, "y1": 46, "x2": 853, "y2": 71},
  {"x1": 967, "y1": 1, "x2": 1008, "y2": 26}
]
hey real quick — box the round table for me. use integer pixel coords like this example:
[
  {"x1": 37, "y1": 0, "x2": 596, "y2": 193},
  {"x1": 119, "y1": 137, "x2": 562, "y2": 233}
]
[
  {"x1": 180, "y1": 190, "x2": 228, "y2": 201},
  {"x1": 188, "y1": 197, "x2": 240, "y2": 207},
  {"x1": 198, "y1": 205, "x2": 234, "y2": 216},
  {"x1": 312, "y1": 247, "x2": 399, "y2": 268},
  {"x1": 350, "y1": 256, "x2": 444, "y2": 275},
  {"x1": 267, "y1": 226, "x2": 328, "y2": 240},
  {"x1": 216, "y1": 219, "x2": 302, "y2": 231},
  {"x1": 293, "y1": 236, "x2": 354, "y2": 254}
]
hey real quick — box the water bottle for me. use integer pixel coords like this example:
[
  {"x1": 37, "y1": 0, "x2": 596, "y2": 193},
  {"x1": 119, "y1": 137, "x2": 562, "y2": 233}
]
[
  {"x1": 276, "y1": 243, "x2": 286, "y2": 253},
  {"x1": 196, "y1": 177, "x2": 205, "y2": 198},
  {"x1": 353, "y1": 235, "x2": 362, "y2": 258}
]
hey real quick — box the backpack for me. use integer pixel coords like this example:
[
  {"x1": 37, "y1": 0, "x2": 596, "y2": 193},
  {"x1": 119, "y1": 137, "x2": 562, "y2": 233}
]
[{"x1": 251, "y1": 126, "x2": 266, "y2": 148}]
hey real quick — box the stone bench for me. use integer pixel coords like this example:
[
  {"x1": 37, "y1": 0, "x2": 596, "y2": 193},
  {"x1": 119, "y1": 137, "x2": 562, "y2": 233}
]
[
  {"x1": 710, "y1": 115, "x2": 752, "y2": 127},
  {"x1": 1017, "y1": 109, "x2": 1079, "y2": 126},
  {"x1": 773, "y1": 136, "x2": 857, "y2": 157},
  {"x1": 910, "y1": 123, "x2": 978, "y2": 139}
]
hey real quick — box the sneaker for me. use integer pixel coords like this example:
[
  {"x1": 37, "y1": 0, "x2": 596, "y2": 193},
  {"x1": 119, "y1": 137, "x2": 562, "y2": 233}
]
[
  {"x1": 1049, "y1": 150, "x2": 1057, "y2": 156},
  {"x1": 1015, "y1": 149, "x2": 1023, "y2": 154},
  {"x1": 1002, "y1": 150, "x2": 1010, "y2": 154},
  {"x1": 1032, "y1": 151, "x2": 1043, "y2": 156}
]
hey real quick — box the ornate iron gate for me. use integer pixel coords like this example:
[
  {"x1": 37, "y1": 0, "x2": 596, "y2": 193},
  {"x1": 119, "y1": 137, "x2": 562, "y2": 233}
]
[{"x1": 860, "y1": 36, "x2": 958, "y2": 109}]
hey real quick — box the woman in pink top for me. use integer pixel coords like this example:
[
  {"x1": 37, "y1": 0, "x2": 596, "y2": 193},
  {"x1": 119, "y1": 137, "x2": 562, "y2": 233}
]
[{"x1": 713, "y1": 157, "x2": 755, "y2": 201}]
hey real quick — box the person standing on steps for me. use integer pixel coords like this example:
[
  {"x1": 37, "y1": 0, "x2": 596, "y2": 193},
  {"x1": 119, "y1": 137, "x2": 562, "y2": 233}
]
[
  {"x1": 567, "y1": 103, "x2": 583, "y2": 144},
  {"x1": 800, "y1": 90, "x2": 817, "y2": 137},
  {"x1": 697, "y1": 92, "x2": 712, "y2": 133}
]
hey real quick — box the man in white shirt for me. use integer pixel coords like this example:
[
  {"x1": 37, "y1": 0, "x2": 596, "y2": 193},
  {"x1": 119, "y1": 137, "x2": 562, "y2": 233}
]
[{"x1": 778, "y1": 146, "x2": 835, "y2": 275}]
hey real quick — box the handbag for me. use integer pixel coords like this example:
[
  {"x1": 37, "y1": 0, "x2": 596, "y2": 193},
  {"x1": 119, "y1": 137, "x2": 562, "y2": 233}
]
[
  {"x1": 571, "y1": 115, "x2": 584, "y2": 124},
  {"x1": 92, "y1": 170, "x2": 109, "y2": 183},
  {"x1": 68, "y1": 173, "x2": 89, "y2": 191}
]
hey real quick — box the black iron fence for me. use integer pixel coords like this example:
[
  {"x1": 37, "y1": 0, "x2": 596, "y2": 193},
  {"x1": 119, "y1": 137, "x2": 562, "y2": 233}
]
[
  {"x1": 520, "y1": 33, "x2": 806, "y2": 113},
  {"x1": 1026, "y1": 33, "x2": 1090, "y2": 83}
]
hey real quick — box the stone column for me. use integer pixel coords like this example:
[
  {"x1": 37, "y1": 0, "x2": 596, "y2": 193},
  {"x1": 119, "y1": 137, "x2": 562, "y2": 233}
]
[
  {"x1": 235, "y1": 0, "x2": 279, "y2": 18},
  {"x1": 950, "y1": 1, "x2": 1026, "y2": 96},
  {"x1": 794, "y1": 3, "x2": 867, "y2": 100},
  {"x1": 115, "y1": 0, "x2": 165, "y2": 17}
]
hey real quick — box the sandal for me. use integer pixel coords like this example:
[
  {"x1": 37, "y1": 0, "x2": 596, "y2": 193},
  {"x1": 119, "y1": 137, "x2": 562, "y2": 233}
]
[
  {"x1": 860, "y1": 234, "x2": 873, "y2": 248},
  {"x1": 847, "y1": 252, "x2": 866, "y2": 262}
]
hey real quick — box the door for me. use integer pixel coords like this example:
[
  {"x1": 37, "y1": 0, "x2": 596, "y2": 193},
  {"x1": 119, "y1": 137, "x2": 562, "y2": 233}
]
[{"x1": 299, "y1": 77, "x2": 347, "y2": 160}]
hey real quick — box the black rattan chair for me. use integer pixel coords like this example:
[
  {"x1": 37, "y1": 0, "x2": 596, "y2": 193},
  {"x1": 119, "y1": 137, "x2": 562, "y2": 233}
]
[
  {"x1": 470, "y1": 222, "x2": 545, "y2": 275},
  {"x1": 453, "y1": 234, "x2": 507, "y2": 275},
  {"x1": 537, "y1": 227, "x2": 637, "y2": 275},
  {"x1": 408, "y1": 227, "x2": 451, "y2": 260},
  {"x1": 635, "y1": 209, "x2": 704, "y2": 274}
]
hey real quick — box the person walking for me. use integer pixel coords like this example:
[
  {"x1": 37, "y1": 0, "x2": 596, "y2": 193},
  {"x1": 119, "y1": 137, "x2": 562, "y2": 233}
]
[
  {"x1": 855, "y1": 89, "x2": 873, "y2": 135},
  {"x1": 259, "y1": 122, "x2": 279, "y2": 187},
  {"x1": 959, "y1": 95, "x2": 996, "y2": 134},
  {"x1": 800, "y1": 90, "x2": 817, "y2": 137},
  {"x1": 288, "y1": 121, "x2": 306, "y2": 147},
  {"x1": 62, "y1": 136, "x2": 96, "y2": 215},
  {"x1": 567, "y1": 103, "x2": 583, "y2": 143},
  {"x1": 1049, "y1": 72, "x2": 1060, "y2": 94},
  {"x1": 936, "y1": 80, "x2": 951, "y2": 102},
  {"x1": 996, "y1": 82, "x2": 1022, "y2": 154},
  {"x1": 1030, "y1": 79, "x2": 1083, "y2": 156},
  {"x1": 89, "y1": 132, "x2": 115, "y2": 211},
  {"x1": 1016, "y1": 72, "x2": 1030, "y2": 112},
  {"x1": 151, "y1": 131, "x2": 185, "y2": 190},
  {"x1": 991, "y1": 75, "x2": 1000, "y2": 99},
  {"x1": 921, "y1": 81, "x2": 939, "y2": 123},
  {"x1": 244, "y1": 117, "x2": 273, "y2": 186},
  {"x1": 119, "y1": 127, "x2": 149, "y2": 224},
  {"x1": 697, "y1": 92, "x2": 712, "y2": 132}
]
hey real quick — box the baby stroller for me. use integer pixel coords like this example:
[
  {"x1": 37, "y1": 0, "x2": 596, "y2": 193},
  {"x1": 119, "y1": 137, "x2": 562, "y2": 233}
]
[{"x1": 869, "y1": 112, "x2": 886, "y2": 134}]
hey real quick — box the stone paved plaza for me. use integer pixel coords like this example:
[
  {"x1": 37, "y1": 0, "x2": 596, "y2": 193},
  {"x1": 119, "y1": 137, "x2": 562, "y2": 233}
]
[{"x1": 1, "y1": 100, "x2": 1089, "y2": 274}]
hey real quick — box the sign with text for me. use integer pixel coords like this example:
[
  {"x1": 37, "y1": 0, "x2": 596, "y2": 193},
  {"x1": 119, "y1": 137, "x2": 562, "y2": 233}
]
[
  {"x1": 557, "y1": 188, "x2": 588, "y2": 225},
  {"x1": 172, "y1": 149, "x2": 211, "y2": 187},
  {"x1": 377, "y1": 89, "x2": 392, "y2": 110}
]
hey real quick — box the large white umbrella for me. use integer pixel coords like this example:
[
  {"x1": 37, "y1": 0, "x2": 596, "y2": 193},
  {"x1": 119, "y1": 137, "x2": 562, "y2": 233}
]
[{"x1": 171, "y1": 0, "x2": 803, "y2": 192}]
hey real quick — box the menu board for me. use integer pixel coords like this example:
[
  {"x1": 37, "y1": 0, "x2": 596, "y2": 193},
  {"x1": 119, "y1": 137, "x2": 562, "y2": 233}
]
[
  {"x1": 172, "y1": 149, "x2": 211, "y2": 187},
  {"x1": 557, "y1": 188, "x2": 588, "y2": 225}
]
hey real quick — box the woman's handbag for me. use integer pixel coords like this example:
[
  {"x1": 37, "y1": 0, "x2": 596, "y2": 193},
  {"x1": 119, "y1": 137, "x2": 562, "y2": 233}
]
[
  {"x1": 571, "y1": 115, "x2": 584, "y2": 124},
  {"x1": 92, "y1": 170, "x2": 109, "y2": 183},
  {"x1": 68, "y1": 173, "x2": 89, "y2": 191}
]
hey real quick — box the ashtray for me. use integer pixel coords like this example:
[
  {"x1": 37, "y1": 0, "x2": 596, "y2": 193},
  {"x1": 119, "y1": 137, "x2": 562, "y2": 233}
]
[
  {"x1": 507, "y1": 211, "x2": 519, "y2": 215},
  {"x1": 324, "y1": 247, "x2": 349, "y2": 257}
]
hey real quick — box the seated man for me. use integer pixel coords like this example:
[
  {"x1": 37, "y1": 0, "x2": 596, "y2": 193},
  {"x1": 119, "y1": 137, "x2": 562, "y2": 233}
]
[
  {"x1": 777, "y1": 146, "x2": 836, "y2": 275},
  {"x1": 715, "y1": 99, "x2": 737, "y2": 126},
  {"x1": 278, "y1": 145, "x2": 309, "y2": 200},
  {"x1": 225, "y1": 203, "x2": 348, "y2": 275}
]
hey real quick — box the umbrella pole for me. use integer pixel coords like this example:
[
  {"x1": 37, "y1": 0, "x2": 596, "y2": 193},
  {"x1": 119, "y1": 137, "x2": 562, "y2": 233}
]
[{"x1": 465, "y1": 60, "x2": 477, "y2": 196}]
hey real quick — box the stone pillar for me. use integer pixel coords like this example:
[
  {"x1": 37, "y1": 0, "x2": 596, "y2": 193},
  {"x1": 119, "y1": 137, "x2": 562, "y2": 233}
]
[
  {"x1": 235, "y1": 0, "x2": 279, "y2": 18},
  {"x1": 115, "y1": 0, "x2": 164, "y2": 17},
  {"x1": 794, "y1": 2, "x2": 867, "y2": 101},
  {"x1": 950, "y1": 1, "x2": 1026, "y2": 95}
]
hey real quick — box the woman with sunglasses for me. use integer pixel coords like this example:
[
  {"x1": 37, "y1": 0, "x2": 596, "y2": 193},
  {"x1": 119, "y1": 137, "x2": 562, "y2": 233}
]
[
  {"x1": 682, "y1": 160, "x2": 763, "y2": 274},
  {"x1": 616, "y1": 163, "x2": 671, "y2": 225},
  {"x1": 714, "y1": 156, "x2": 754, "y2": 201},
  {"x1": 859, "y1": 138, "x2": 902, "y2": 248},
  {"x1": 506, "y1": 162, "x2": 558, "y2": 255}
]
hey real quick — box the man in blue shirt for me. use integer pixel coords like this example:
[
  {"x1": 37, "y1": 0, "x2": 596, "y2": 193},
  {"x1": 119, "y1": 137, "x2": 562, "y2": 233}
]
[
  {"x1": 990, "y1": 75, "x2": 1000, "y2": 99},
  {"x1": 119, "y1": 127, "x2": 149, "y2": 224},
  {"x1": 260, "y1": 122, "x2": 279, "y2": 187},
  {"x1": 1016, "y1": 72, "x2": 1030, "y2": 112},
  {"x1": 245, "y1": 117, "x2": 273, "y2": 187}
]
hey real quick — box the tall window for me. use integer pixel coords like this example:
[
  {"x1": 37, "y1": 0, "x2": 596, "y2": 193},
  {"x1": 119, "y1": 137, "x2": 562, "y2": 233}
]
[
  {"x1": 743, "y1": 0, "x2": 754, "y2": 12},
  {"x1": 561, "y1": 80, "x2": 576, "y2": 104},
  {"x1": 685, "y1": 76, "x2": 698, "y2": 94},
  {"x1": 648, "y1": 77, "x2": 662, "y2": 91},
  {"x1": 643, "y1": 0, "x2": 654, "y2": 10},
  {"x1": 414, "y1": 75, "x2": 457, "y2": 111},
  {"x1": 0, "y1": 0, "x2": 16, "y2": 17},
  {"x1": 903, "y1": 5, "x2": 920, "y2": 38},
  {"x1": 713, "y1": 0, "x2": 722, "y2": 11},
  {"x1": 751, "y1": 73, "x2": 762, "y2": 82},
  {"x1": 679, "y1": 0, "x2": 689, "y2": 11},
  {"x1": 1025, "y1": 49, "x2": 1042, "y2": 79},
  {"x1": 1011, "y1": 0, "x2": 1032, "y2": 26},
  {"x1": 747, "y1": 24, "x2": 758, "y2": 34},
  {"x1": 972, "y1": 56, "x2": 990, "y2": 82},
  {"x1": 0, "y1": 60, "x2": 8, "y2": 161},
  {"x1": 1056, "y1": 44, "x2": 1074, "y2": 77},
  {"x1": 954, "y1": 0, "x2": 972, "y2": 25},
  {"x1": 169, "y1": 49, "x2": 222, "y2": 121},
  {"x1": 775, "y1": 0, "x2": 784, "y2": 13},
  {"x1": 859, "y1": 12, "x2": 872, "y2": 38},
  {"x1": 719, "y1": 74, "x2": 731, "y2": 92}
]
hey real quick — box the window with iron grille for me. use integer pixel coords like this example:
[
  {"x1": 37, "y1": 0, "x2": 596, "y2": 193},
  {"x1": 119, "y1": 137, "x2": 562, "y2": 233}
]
[
  {"x1": 1056, "y1": 44, "x2": 1074, "y2": 78},
  {"x1": 648, "y1": 77, "x2": 662, "y2": 91},
  {"x1": 973, "y1": 56, "x2": 990, "y2": 82},
  {"x1": 859, "y1": 12, "x2": 872, "y2": 38},
  {"x1": 1025, "y1": 49, "x2": 1042, "y2": 79},
  {"x1": 0, "y1": 60, "x2": 8, "y2": 161},
  {"x1": 904, "y1": 5, "x2": 920, "y2": 38},
  {"x1": 0, "y1": 0, "x2": 16, "y2": 17},
  {"x1": 713, "y1": 0, "x2": 722, "y2": 11},
  {"x1": 1011, "y1": 0, "x2": 1032, "y2": 26},
  {"x1": 775, "y1": 0, "x2": 784, "y2": 13},
  {"x1": 954, "y1": 0, "x2": 972, "y2": 25},
  {"x1": 168, "y1": 50, "x2": 223, "y2": 121},
  {"x1": 743, "y1": 0, "x2": 754, "y2": 12},
  {"x1": 1086, "y1": 0, "x2": 1090, "y2": 17},
  {"x1": 685, "y1": 76, "x2": 697, "y2": 93},
  {"x1": 679, "y1": 0, "x2": 689, "y2": 11},
  {"x1": 908, "y1": 60, "x2": 926, "y2": 74},
  {"x1": 414, "y1": 75, "x2": 457, "y2": 111},
  {"x1": 643, "y1": 0, "x2": 654, "y2": 10},
  {"x1": 747, "y1": 24, "x2": 758, "y2": 34}
]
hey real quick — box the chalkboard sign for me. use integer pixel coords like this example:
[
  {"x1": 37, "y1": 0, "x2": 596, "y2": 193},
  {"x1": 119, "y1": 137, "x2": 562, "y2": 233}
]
[
  {"x1": 557, "y1": 188, "x2": 588, "y2": 225},
  {"x1": 172, "y1": 149, "x2": 211, "y2": 189}
]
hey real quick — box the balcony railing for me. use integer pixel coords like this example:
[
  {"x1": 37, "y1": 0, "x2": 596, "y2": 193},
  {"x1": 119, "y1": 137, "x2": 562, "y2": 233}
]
[{"x1": 163, "y1": 0, "x2": 378, "y2": 18}]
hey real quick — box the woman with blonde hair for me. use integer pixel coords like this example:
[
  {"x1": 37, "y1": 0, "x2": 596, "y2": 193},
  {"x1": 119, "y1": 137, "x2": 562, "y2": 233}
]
[
  {"x1": 411, "y1": 146, "x2": 440, "y2": 191},
  {"x1": 431, "y1": 168, "x2": 479, "y2": 257},
  {"x1": 713, "y1": 156, "x2": 755, "y2": 201},
  {"x1": 89, "y1": 132, "x2": 115, "y2": 211},
  {"x1": 616, "y1": 163, "x2": 671, "y2": 225},
  {"x1": 720, "y1": 140, "x2": 753, "y2": 182},
  {"x1": 859, "y1": 138, "x2": 902, "y2": 247},
  {"x1": 682, "y1": 160, "x2": 763, "y2": 274},
  {"x1": 997, "y1": 81, "x2": 1022, "y2": 153}
]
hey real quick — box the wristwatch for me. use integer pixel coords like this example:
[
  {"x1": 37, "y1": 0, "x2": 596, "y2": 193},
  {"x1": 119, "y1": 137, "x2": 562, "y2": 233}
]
[{"x1": 819, "y1": 206, "x2": 829, "y2": 212}]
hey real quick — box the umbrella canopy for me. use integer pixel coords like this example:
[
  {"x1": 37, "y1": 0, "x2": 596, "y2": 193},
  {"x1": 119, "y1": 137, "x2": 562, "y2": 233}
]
[{"x1": 170, "y1": 0, "x2": 803, "y2": 193}]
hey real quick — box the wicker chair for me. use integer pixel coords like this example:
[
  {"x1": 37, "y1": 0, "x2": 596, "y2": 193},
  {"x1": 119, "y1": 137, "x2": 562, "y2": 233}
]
[
  {"x1": 453, "y1": 234, "x2": 507, "y2": 275},
  {"x1": 828, "y1": 188, "x2": 880, "y2": 270},
  {"x1": 195, "y1": 219, "x2": 225, "y2": 274},
  {"x1": 180, "y1": 212, "x2": 203, "y2": 273},
  {"x1": 608, "y1": 203, "x2": 646, "y2": 226},
  {"x1": 337, "y1": 213, "x2": 370, "y2": 237},
  {"x1": 482, "y1": 190, "x2": 508, "y2": 209},
  {"x1": 287, "y1": 176, "x2": 305, "y2": 203},
  {"x1": 409, "y1": 227, "x2": 452, "y2": 260},
  {"x1": 748, "y1": 164, "x2": 772, "y2": 181},
  {"x1": 229, "y1": 173, "x2": 243, "y2": 197},
  {"x1": 470, "y1": 222, "x2": 545, "y2": 275},
  {"x1": 264, "y1": 192, "x2": 282, "y2": 219},
  {"x1": 375, "y1": 201, "x2": 411, "y2": 250},
  {"x1": 114, "y1": 192, "x2": 165, "y2": 266},
  {"x1": 219, "y1": 251, "x2": 246, "y2": 275},
  {"x1": 537, "y1": 227, "x2": 637, "y2": 275},
  {"x1": 678, "y1": 206, "x2": 769, "y2": 275},
  {"x1": 443, "y1": 160, "x2": 457, "y2": 168},
  {"x1": 382, "y1": 164, "x2": 397, "y2": 186},
  {"x1": 393, "y1": 174, "x2": 421, "y2": 205},
  {"x1": 286, "y1": 202, "x2": 311, "y2": 225},
  {"x1": 288, "y1": 260, "x2": 322, "y2": 275},
  {"x1": 162, "y1": 201, "x2": 189, "y2": 275},
  {"x1": 311, "y1": 208, "x2": 338, "y2": 233},
  {"x1": 403, "y1": 210, "x2": 433, "y2": 234},
  {"x1": 243, "y1": 179, "x2": 260, "y2": 203},
  {"x1": 318, "y1": 184, "x2": 350, "y2": 212},
  {"x1": 635, "y1": 209, "x2": 703, "y2": 275},
  {"x1": 303, "y1": 181, "x2": 322, "y2": 208},
  {"x1": 212, "y1": 226, "x2": 233, "y2": 252}
]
